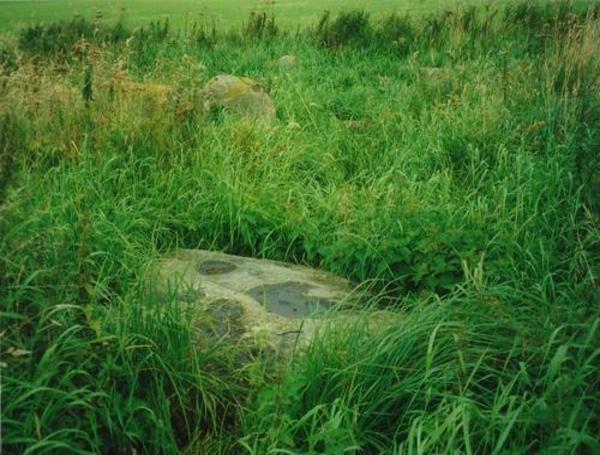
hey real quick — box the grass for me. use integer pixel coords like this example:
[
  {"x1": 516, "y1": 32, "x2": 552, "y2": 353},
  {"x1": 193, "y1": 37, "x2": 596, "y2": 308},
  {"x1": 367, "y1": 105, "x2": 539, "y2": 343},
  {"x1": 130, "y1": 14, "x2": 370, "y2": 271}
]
[
  {"x1": 0, "y1": 0, "x2": 518, "y2": 33},
  {"x1": 1, "y1": 1, "x2": 600, "y2": 453}
]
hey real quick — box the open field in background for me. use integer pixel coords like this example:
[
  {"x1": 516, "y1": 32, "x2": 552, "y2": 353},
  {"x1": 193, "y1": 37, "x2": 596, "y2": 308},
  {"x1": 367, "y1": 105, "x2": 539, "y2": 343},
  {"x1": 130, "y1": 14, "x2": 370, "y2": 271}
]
[
  {"x1": 1, "y1": 0, "x2": 519, "y2": 32},
  {"x1": 1, "y1": 1, "x2": 600, "y2": 454}
]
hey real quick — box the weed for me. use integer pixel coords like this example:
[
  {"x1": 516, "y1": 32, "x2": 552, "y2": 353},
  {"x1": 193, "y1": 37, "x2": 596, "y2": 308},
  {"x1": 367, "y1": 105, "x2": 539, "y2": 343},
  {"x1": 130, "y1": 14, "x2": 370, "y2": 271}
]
[
  {"x1": 243, "y1": 12, "x2": 279, "y2": 42},
  {"x1": 316, "y1": 10, "x2": 372, "y2": 48}
]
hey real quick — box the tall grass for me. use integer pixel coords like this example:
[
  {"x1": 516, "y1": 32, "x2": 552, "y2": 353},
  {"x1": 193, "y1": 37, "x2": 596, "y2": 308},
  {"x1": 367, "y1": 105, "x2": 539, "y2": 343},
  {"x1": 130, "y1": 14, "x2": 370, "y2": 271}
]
[
  {"x1": 242, "y1": 294, "x2": 600, "y2": 453},
  {"x1": 1, "y1": 1, "x2": 599, "y2": 453}
]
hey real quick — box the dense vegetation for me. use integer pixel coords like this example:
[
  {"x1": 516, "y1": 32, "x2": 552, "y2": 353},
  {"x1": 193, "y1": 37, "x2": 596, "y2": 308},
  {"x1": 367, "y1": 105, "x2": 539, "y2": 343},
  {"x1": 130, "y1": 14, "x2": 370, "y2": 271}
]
[{"x1": 1, "y1": 1, "x2": 599, "y2": 453}]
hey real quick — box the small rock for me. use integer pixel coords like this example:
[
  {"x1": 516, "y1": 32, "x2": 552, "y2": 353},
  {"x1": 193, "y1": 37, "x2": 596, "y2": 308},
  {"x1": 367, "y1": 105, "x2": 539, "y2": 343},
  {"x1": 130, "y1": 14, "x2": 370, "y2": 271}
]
[
  {"x1": 277, "y1": 54, "x2": 298, "y2": 71},
  {"x1": 198, "y1": 74, "x2": 276, "y2": 122}
]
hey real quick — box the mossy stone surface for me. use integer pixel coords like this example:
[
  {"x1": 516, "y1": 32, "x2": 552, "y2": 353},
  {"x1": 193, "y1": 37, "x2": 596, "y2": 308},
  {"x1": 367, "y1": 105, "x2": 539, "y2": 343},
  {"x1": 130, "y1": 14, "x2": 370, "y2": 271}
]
[
  {"x1": 153, "y1": 249, "x2": 396, "y2": 356},
  {"x1": 199, "y1": 74, "x2": 276, "y2": 122}
]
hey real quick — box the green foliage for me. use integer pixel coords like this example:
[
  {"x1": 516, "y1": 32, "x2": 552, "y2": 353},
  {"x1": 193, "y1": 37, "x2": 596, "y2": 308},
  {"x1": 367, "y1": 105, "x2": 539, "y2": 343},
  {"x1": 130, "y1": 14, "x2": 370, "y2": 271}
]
[
  {"x1": 376, "y1": 14, "x2": 416, "y2": 55},
  {"x1": 316, "y1": 10, "x2": 372, "y2": 48},
  {"x1": 242, "y1": 12, "x2": 279, "y2": 42},
  {"x1": 0, "y1": 113, "x2": 24, "y2": 203},
  {"x1": 189, "y1": 21, "x2": 218, "y2": 49},
  {"x1": 1, "y1": 289, "x2": 243, "y2": 453},
  {"x1": 0, "y1": 46, "x2": 18, "y2": 73},
  {"x1": 17, "y1": 16, "x2": 129, "y2": 58},
  {"x1": 244, "y1": 298, "x2": 600, "y2": 453},
  {"x1": 1, "y1": 2, "x2": 599, "y2": 453},
  {"x1": 82, "y1": 65, "x2": 93, "y2": 104}
]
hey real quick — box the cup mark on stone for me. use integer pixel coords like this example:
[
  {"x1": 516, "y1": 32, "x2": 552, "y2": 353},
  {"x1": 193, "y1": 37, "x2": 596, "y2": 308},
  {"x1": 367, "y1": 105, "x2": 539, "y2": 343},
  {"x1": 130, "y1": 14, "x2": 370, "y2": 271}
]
[
  {"x1": 197, "y1": 260, "x2": 237, "y2": 275},
  {"x1": 247, "y1": 281, "x2": 332, "y2": 319}
]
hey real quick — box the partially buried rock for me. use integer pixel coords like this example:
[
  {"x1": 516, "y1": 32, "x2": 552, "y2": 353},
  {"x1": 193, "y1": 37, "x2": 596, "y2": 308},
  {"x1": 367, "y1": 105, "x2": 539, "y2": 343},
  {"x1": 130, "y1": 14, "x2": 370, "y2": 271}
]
[
  {"x1": 277, "y1": 54, "x2": 298, "y2": 71},
  {"x1": 151, "y1": 249, "x2": 396, "y2": 357},
  {"x1": 199, "y1": 74, "x2": 276, "y2": 122}
]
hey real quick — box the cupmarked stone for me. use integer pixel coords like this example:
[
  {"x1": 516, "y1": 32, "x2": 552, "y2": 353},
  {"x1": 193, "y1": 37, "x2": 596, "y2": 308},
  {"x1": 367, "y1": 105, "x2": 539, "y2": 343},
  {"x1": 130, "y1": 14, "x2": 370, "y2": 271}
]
[{"x1": 151, "y1": 249, "x2": 398, "y2": 357}]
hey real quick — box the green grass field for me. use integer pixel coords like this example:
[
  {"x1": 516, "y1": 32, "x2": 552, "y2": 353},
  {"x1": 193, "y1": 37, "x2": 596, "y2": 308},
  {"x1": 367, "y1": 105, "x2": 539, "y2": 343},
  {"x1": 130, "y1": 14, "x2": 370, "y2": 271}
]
[
  {"x1": 0, "y1": 0, "x2": 515, "y2": 32},
  {"x1": 1, "y1": 1, "x2": 599, "y2": 454}
]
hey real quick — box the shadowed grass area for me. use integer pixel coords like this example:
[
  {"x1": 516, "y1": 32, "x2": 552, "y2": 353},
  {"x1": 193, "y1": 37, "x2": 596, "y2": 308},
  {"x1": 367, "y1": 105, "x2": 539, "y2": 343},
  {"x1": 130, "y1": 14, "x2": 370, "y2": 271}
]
[{"x1": 1, "y1": 1, "x2": 599, "y2": 453}]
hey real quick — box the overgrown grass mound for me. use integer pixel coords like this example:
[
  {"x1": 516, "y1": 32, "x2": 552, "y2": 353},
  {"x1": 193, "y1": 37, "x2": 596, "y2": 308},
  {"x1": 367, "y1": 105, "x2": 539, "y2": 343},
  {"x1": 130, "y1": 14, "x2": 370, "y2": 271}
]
[{"x1": 1, "y1": 1, "x2": 599, "y2": 453}]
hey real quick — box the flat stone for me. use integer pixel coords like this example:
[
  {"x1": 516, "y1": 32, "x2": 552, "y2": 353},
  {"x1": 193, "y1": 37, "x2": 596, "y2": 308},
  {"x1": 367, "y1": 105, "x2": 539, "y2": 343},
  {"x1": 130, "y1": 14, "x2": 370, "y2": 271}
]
[
  {"x1": 151, "y1": 250, "x2": 398, "y2": 362},
  {"x1": 151, "y1": 249, "x2": 399, "y2": 357}
]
